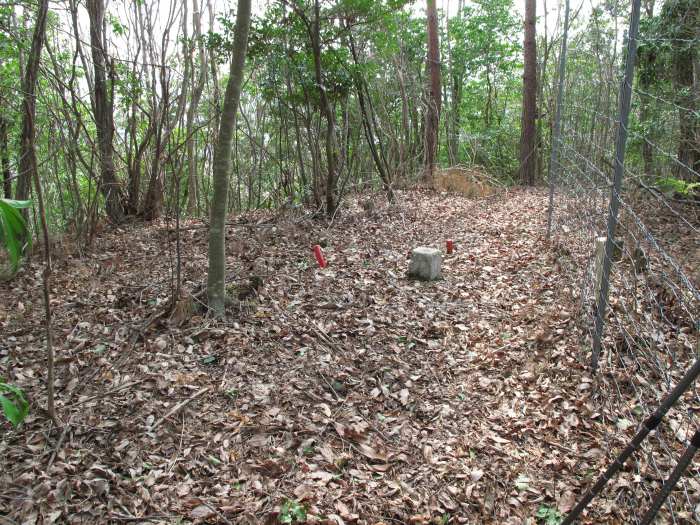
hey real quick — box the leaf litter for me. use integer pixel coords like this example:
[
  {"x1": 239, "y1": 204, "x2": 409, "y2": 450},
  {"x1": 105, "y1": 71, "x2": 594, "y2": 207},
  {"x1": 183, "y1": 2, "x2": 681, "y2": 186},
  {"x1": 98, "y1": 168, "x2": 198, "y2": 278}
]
[{"x1": 0, "y1": 188, "x2": 694, "y2": 524}]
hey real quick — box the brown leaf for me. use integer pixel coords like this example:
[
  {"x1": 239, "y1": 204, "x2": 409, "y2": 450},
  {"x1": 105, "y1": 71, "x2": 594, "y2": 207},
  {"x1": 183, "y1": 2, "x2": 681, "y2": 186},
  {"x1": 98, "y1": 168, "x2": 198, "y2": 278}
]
[{"x1": 190, "y1": 505, "x2": 215, "y2": 520}]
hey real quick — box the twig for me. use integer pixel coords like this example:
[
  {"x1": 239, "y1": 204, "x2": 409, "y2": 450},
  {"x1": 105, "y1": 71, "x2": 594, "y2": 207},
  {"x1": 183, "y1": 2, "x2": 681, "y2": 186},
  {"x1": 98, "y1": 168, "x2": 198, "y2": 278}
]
[
  {"x1": 318, "y1": 372, "x2": 343, "y2": 402},
  {"x1": 164, "y1": 220, "x2": 277, "y2": 233},
  {"x1": 149, "y1": 387, "x2": 211, "y2": 431},
  {"x1": 72, "y1": 380, "x2": 145, "y2": 407},
  {"x1": 110, "y1": 513, "x2": 177, "y2": 522},
  {"x1": 202, "y1": 502, "x2": 233, "y2": 525},
  {"x1": 47, "y1": 420, "x2": 71, "y2": 468}
]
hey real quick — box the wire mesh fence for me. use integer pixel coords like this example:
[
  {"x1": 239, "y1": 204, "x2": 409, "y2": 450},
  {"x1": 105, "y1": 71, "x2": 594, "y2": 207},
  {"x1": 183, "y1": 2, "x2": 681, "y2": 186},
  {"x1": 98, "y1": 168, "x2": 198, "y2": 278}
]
[{"x1": 546, "y1": 0, "x2": 700, "y2": 521}]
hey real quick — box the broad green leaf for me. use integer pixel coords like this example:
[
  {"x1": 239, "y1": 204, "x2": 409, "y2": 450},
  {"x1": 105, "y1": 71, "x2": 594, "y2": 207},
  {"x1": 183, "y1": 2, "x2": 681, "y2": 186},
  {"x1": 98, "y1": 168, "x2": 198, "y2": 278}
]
[
  {"x1": 0, "y1": 382, "x2": 29, "y2": 427},
  {"x1": 2, "y1": 199, "x2": 31, "y2": 209},
  {"x1": 0, "y1": 198, "x2": 31, "y2": 274}
]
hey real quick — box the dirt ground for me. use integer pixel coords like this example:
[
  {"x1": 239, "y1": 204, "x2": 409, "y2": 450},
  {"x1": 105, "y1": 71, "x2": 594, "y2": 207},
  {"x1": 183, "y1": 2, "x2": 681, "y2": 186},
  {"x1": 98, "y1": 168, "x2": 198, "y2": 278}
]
[{"x1": 1, "y1": 188, "x2": 696, "y2": 524}]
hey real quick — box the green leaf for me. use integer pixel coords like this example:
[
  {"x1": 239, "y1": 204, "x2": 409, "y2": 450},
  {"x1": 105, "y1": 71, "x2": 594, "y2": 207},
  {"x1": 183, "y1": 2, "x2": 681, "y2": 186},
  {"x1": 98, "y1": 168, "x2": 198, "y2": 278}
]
[
  {"x1": 2, "y1": 199, "x2": 31, "y2": 209},
  {"x1": 536, "y1": 505, "x2": 563, "y2": 525},
  {"x1": 279, "y1": 499, "x2": 306, "y2": 523},
  {"x1": 200, "y1": 355, "x2": 218, "y2": 365},
  {"x1": 0, "y1": 198, "x2": 31, "y2": 274},
  {"x1": 0, "y1": 382, "x2": 29, "y2": 427}
]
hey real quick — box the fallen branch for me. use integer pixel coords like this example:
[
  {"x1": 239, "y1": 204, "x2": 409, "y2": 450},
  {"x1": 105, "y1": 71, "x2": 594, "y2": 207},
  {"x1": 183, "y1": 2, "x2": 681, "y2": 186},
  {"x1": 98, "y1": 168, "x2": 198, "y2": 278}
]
[
  {"x1": 47, "y1": 420, "x2": 71, "y2": 468},
  {"x1": 149, "y1": 387, "x2": 211, "y2": 431},
  {"x1": 110, "y1": 513, "x2": 177, "y2": 522},
  {"x1": 73, "y1": 380, "x2": 145, "y2": 407},
  {"x1": 164, "y1": 220, "x2": 277, "y2": 233},
  {"x1": 202, "y1": 502, "x2": 233, "y2": 525}
]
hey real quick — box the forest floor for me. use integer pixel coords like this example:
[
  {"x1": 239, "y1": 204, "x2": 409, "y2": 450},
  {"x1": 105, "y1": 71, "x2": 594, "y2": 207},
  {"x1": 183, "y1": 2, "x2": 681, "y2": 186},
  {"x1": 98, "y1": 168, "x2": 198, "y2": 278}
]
[{"x1": 0, "y1": 188, "x2": 684, "y2": 524}]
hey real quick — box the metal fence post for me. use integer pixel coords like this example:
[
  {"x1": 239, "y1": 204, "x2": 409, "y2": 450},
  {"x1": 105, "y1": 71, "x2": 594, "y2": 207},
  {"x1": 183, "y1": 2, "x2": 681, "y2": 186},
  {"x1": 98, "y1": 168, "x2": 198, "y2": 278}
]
[
  {"x1": 546, "y1": 0, "x2": 570, "y2": 239},
  {"x1": 590, "y1": 0, "x2": 642, "y2": 373},
  {"x1": 562, "y1": 355, "x2": 700, "y2": 524},
  {"x1": 638, "y1": 428, "x2": 700, "y2": 525}
]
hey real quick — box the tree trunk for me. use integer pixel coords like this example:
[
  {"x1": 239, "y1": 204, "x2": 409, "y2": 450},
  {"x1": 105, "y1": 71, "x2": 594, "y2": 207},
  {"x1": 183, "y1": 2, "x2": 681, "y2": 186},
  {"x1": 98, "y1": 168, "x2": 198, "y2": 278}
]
[
  {"x1": 694, "y1": 23, "x2": 700, "y2": 177},
  {"x1": 347, "y1": 27, "x2": 394, "y2": 202},
  {"x1": 675, "y1": 48, "x2": 696, "y2": 180},
  {"x1": 186, "y1": 0, "x2": 207, "y2": 215},
  {"x1": 424, "y1": 0, "x2": 441, "y2": 182},
  {"x1": 18, "y1": 0, "x2": 59, "y2": 426},
  {"x1": 142, "y1": 4, "x2": 180, "y2": 220},
  {"x1": 16, "y1": 0, "x2": 49, "y2": 204},
  {"x1": 206, "y1": 0, "x2": 221, "y2": 136},
  {"x1": 447, "y1": 3, "x2": 463, "y2": 165},
  {"x1": 638, "y1": 45, "x2": 656, "y2": 177},
  {"x1": 87, "y1": 0, "x2": 124, "y2": 223},
  {"x1": 518, "y1": 0, "x2": 537, "y2": 186},
  {"x1": 394, "y1": 55, "x2": 410, "y2": 180},
  {"x1": 450, "y1": 75, "x2": 462, "y2": 165},
  {"x1": 307, "y1": 0, "x2": 339, "y2": 216},
  {"x1": 0, "y1": 116, "x2": 11, "y2": 198},
  {"x1": 207, "y1": 0, "x2": 252, "y2": 317},
  {"x1": 659, "y1": 0, "x2": 699, "y2": 180}
]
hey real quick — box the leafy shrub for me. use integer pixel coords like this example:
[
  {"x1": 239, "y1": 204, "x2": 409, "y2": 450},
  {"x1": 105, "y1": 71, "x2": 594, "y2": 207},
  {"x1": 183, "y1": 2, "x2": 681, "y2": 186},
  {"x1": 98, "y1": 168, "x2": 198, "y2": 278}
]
[
  {"x1": 0, "y1": 198, "x2": 32, "y2": 276},
  {"x1": 656, "y1": 177, "x2": 700, "y2": 198}
]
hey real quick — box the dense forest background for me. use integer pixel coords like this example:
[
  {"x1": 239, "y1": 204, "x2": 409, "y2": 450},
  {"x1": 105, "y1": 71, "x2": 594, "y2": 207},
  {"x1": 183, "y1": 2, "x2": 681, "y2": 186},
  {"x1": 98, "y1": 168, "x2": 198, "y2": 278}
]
[{"x1": 0, "y1": 0, "x2": 696, "y2": 241}]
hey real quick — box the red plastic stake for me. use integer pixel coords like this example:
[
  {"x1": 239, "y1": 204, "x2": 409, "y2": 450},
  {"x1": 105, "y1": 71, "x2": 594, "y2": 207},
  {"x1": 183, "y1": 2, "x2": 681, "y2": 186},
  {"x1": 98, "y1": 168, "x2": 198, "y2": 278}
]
[
  {"x1": 313, "y1": 245, "x2": 327, "y2": 268},
  {"x1": 446, "y1": 239, "x2": 454, "y2": 254}
]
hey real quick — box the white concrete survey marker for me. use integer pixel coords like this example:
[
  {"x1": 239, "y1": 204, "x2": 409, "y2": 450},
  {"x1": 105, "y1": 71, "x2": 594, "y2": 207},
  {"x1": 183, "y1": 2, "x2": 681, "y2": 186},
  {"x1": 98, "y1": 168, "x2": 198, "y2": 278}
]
[{"x1": 408, "y1": 247, "x2": 442, "y2": 281}]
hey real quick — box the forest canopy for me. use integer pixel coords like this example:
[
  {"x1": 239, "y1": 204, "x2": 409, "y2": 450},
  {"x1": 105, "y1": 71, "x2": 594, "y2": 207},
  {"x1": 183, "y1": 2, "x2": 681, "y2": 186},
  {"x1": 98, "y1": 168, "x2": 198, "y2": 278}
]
[{"x1": 0, "y1": 0, "x2": 696, "y2": 238}]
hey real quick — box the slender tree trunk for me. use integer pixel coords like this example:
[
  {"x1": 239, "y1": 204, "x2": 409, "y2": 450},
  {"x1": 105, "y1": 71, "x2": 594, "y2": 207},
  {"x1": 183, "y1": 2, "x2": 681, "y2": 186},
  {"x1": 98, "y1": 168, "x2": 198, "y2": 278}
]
[
  {"x1": 207, "y1": 0, "x2": 251, "y2": 317},
  {"x1": 19, "y1": 0, "x2": 59, "y2": 426},
  {"x1": 424, "y1": 0, "x2": 441, "y2": 182},
  {"x1": 453, "y1": 0, "x2": 466, "y2": 163},
  {"x1": 0, "y1": 116, "x2": 11, "y2": 198},
  {"x1": 142, "y1": 3, "x2": 179, "y2": 220},
  {"x1": 308, "y1": 0, "x2": 339, "y2": 216},
  {"x1": 142, "y1": 73, "x2": 167, "y2": 219},
  {"x1": 675, "y1": 48, "x2": 696, "y2": 180},
  {"x1": 206, "y1": 0, "x2": 221, "y2": 135},
  {"x1": 394, "y1": 55, "x2": 410, "y2": 180},
  {"x1": 519, "y1": 0, "x2": 537, "y2": 185},
  {"x1": 450, "y1": 77, "x2": 462, "y2": 164},
  {"x1": 186, "y1": 0, "x2": 207, "y2": 215},
  {"x1": 694, "y1": 23, "x2": 700, "y2": 176},
  {"x1": 16, "y1": 0, "x2": 49, "y2": 203},
  {"x1": 347, "y1": 27, "x2": 394, "y2": 202},
  {"x1": 638, "y1": 46, "x2": 656, "y2": 177},
  {"x1": 287, "y1": 73, "x2": 308, "y2": 202},
  {"x1": 87, "y1": 0, "x2": 124, "y2": 222}
]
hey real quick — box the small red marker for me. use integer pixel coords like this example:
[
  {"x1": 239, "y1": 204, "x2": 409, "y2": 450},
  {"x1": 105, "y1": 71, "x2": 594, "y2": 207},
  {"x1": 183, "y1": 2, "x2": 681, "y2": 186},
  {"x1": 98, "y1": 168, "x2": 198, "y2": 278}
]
[
  {"x1": 313, "y1": 245, "x2": 327, "y2": 268},
  {"x1": 446, "y1": 239, "x2": 454, "y2": 254}
]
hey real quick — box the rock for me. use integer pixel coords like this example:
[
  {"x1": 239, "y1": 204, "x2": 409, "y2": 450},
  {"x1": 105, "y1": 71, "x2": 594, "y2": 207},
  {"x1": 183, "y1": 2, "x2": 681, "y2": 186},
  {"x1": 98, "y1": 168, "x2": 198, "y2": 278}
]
[{"x1": 408, "y1": 247, "x2": 442, "y2": 281}]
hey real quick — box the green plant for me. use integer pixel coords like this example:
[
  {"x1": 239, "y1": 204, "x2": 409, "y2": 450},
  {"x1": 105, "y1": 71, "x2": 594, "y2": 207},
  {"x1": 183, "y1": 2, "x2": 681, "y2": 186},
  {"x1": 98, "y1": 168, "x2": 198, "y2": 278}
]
[
  {"x1": 0, "y1": 198, "x2": 31, "y2": 274},
  {"x1": 279, "y1": 499, "x2": 307, "y2": 523},
  {"x1": 0, "y1": 381, "x2": 29, "y2": 427},
  {"x1": 536, "y1": 504, "x2": 563, "y2": 525},
  {"x1": 657, "y1": 177, "x2": 700, "y2": 197}
]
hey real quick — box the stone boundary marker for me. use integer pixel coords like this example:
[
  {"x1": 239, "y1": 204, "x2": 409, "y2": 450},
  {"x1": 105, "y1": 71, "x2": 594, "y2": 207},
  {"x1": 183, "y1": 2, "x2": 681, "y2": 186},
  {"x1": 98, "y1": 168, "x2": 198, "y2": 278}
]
[{"x1": 408, "y1": 247, "x2": 442, "y2": 281}]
